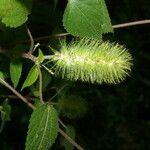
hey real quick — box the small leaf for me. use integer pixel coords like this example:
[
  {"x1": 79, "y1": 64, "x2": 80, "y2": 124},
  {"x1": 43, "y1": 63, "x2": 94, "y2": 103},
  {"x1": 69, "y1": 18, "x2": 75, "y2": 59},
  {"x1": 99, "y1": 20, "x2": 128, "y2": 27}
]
[
  {"x1": 30, "y1": 69, "x2": 52, "y2": 97},
  {"x1": 25, "y1": 104, "x2": 59, "y2": 150},
  {"x1": 38, "y1": 49, "x2": 44, "y2": 63},
  {"x1": 0, "y1": 71, "x2": 5, "y2": 81},
  {"x1": 0, "y1": 99, "x2": 11, "y2": 133},
  {"x1": 63, "y1": 125, "x2": 76, "y2": 150},
  {"x1": 63, "y1": 0, "x2": 113, "y2": 39},
  {"x1": 10, "y1": 59, "x2": 22, "y2": 88},
  {"x1": 22, "y1": 65, "x2": 39, "y2": 90}
]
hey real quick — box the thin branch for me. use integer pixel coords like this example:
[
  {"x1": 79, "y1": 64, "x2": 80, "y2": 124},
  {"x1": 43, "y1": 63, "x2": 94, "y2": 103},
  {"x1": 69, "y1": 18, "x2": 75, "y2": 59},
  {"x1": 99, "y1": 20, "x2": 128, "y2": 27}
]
[
  {"x1": 0, "y1": 95, "x2": 35, "y2": 101},
  {"x1": 0, "y1": 80, "x2": 83, "y2": 150},
  {"x1": 49, "y1": 84, "x2": 68, "y2": 101},
  {"x1": 33, "y1": 33, "x2": 70, "y2": 42},
  {"x1": 5, "y1": 19, "x2": 149, "y2": 46},
  {"x1": 0, "y1": 78, "x2": 35, "y2": 110},
  {"x1": 58, "y1": 119, "x2": 67, "y2": 129},
  {"x1": 42, "y1": 65, "x2": 54, "y2": 75},
  {"x1": 25, "y1": 25, "x2": 34, "y2": 53},
  {"x1": 21, "y1": 53, "x2": 37, "y2": 62},
  {"x1": 38, "y1": 66, "x2": 44, "y2": 104},
  {"x1": 0, "y1": 95, "x2": 20, "y2": 99},
  {"x1": 113, "y1": 19, "x2": 150, "y2": 29},
  {"x1": 59, "y1": 128, "x2": 84, "y2": 150}
]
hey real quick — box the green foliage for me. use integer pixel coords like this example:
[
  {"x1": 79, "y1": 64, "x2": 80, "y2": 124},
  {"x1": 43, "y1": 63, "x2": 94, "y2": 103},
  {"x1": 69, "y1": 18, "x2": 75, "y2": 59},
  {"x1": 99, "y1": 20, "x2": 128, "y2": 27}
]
[
  {"x1": 38, "y1": 49, "x2": 44, "y2": 63},
  {"x1": 0, "y1": 0, "x2": 33, "y2": 27},
  {"x1": 0, "y1": 99, "x2": 11, "y2": 133},
  {"x1": 58, "y1": 95, "x2": 88, "y2": 119},
  {"x1": 10, "y1": 59, "x2": 22, "y2": 88},
  {"x1": 30, "y1": 69, "x2": 52, "y2": 97},
  {"x1": 63, "y1": 0, "x2": 113, "y2": 39},
  {"x1": 0, "y1": 71, "x2": 5, "y2": 81},
  {"x1": 1, "y1": 0, "x2": 148, "y2": 149},
  {"x1": 25, "y1": 104, "x2": 59, "y2": 150},
  {"x1": 22, "y1": 65, "x2": 39, "y2": 90},
  {"x1": 51, "y1": 39, "x2": 132, "y2": 84},
  {"x1": 63, "y1": 125, "x2": 76, "y2": 150}
]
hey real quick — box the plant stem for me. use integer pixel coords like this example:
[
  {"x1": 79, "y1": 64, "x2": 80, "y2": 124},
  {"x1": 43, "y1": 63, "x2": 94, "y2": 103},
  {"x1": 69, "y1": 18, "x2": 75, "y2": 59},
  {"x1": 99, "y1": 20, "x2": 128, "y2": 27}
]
[
  {"x1": 58, "y1": 119, "x2": 67, "y2": 129},
  {"x1": 38, "y1": 65, "x2": 44, "y2": 104},
  {"x1": 0, "y1": 79, "x2": 84, "y2": 150},
  {"x1": 3, "y1": 19, "x2": 149, "y2": 46},
  {"x1": 59, "y1": 128, "x2": 84, "y2": 150},
  {"x1": 0, "y1": 78, "x2": 35, "y2": 110},
  {"x1": 25, "y1": 25, "x2": 34, "y2": 54},
  {"x1": 0, "y1": 95, "x2": 35, "y2": 101},
  {"x1": 113, "y1": 19, "x2": 150, "y2": 28},
  {"x1": 49, "y1": 84, "x2": 68, "y2": 101},
  {"x1": 21, "y1": 53, "x2": 37, "y2": 62}
]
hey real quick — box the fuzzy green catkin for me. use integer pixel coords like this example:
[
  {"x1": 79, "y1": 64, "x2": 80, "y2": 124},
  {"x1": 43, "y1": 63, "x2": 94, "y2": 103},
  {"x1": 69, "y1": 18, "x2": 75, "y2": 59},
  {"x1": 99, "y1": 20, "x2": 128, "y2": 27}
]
[{"x1": 51, "y1": 39, "x2": 133, "y2": 84}]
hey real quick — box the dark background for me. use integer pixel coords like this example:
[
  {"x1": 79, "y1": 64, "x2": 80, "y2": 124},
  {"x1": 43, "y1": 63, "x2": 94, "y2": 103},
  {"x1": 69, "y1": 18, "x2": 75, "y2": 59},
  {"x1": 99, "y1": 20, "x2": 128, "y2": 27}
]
[{"x1": 0, "y1": 0, "x2": 150, "y2": 149}]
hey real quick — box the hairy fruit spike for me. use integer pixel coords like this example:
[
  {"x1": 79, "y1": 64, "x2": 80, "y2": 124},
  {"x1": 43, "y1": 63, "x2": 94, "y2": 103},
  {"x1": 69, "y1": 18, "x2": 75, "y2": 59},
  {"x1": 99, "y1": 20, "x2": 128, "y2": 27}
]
[{"x1": 51, "y1": 39, "x2": 133, "y2": 84}]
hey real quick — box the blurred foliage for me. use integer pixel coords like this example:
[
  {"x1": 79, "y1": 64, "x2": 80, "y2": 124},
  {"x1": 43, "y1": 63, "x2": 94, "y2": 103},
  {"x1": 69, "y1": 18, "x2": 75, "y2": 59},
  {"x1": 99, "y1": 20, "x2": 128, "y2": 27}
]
[{"x1": 0, "y1": 0, "x2": 150, "y2": 149}]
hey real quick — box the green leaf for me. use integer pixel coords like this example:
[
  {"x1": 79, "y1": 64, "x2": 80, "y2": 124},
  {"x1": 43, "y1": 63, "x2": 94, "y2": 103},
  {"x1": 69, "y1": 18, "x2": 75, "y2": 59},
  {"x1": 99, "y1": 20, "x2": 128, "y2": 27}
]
[
  {"x1": 0, "y1": 99, "x2": 11, "y2": 133},
  {"x1": 22, "y1": 65, "x2": 39, "y2": 90},
  {"x1": 0, "y1": 71, "x2": 5, "y2": 81},
  {"x1": 10, "y1": 59, "x2": 22, "y2": 88},
  {"x1": 0, "y1": 0, "x2": 33, "y2": 27},
  {"x1": 63, "y1": 125, "x2": 76, "y2": 150},
  {"x1": 30, "y1": 69, "x2": 51, "y2": 97},
  {"x1": 25, "y1": 104, "x2": 59, "y2": 150},
  {"x1": 38, "y1": 49, "x2": 44, "y2": 63},
  {"x1": 63, "y1": 0, "x2": 113, "y2": 39}
]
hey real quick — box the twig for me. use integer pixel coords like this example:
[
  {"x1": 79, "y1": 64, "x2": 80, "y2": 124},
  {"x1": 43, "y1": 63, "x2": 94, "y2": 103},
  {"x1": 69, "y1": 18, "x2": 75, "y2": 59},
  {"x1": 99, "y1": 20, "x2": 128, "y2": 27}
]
[
  {"x1": 58, "y1": 119, "x2": 67, "y2": 129},
  {"x1": 42, "y1": 65, "x2": 54, "y2": 75},
  {"x1": 0, "y1": 95, "x2": 35, "y2": 101},
  {"x1": 38, "y1": 65, "x2": 44, "y2": 104},
  {"x1": 33, "y1": 33, "x2": 70, "y2": 42},
  {"x1": 113, "y1": 19, "x2": 150, "y2": 29},
  {"x1": 4, "y1": 19, "x2": 149, "y2": 46},
  {"x1": 25, "y1": 25, "x2": 34, "y2": 53},
  {"x1": 21, "y1": 53, "x2": 37, "y2": 62},
  {"x1": 0, "y1": 78, "x2": 35, "y2": 110},
  {"x1": 59, "y1": 128, "x2": 84, "y2": 150},
  {"x1": 49, "y1": 84, "x2": 68, "y2": 101},
  {"x1": 0, "y1": 79, "x2": 83, "y2": 150}
]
